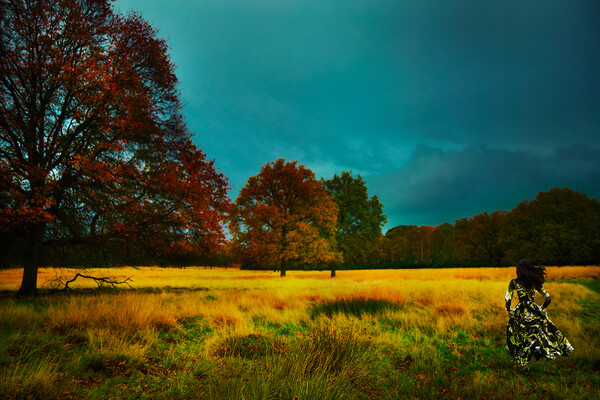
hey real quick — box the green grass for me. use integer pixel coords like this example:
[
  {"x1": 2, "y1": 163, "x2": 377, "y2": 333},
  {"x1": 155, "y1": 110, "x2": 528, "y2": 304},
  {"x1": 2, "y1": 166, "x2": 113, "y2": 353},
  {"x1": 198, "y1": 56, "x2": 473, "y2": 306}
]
[
  {"x1": 569, "y1": 278, "x2": 600, "y2": 294},
  {"x1": 2, "y1": 318, "x2": 596, "y2": 399}
]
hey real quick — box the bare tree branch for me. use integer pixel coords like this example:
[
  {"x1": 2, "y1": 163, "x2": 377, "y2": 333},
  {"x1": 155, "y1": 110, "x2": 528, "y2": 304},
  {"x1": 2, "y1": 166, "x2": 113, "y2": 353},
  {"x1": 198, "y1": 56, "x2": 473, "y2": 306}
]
[{"x1": 44, "y1": 269, "x2": 133, "y2": 291}]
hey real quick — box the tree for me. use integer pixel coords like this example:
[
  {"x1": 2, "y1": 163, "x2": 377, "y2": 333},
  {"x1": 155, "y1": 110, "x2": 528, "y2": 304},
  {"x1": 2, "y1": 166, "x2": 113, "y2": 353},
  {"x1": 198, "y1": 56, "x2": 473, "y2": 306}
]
[
  {"x1": 428, "y1": 223, "x2": 456, "y2": 267},
  {"x1": 381, "y1": 223, "x2": 458, "y2": 267},
  {"x1": 505, "y1": 188, "x2": 600, "y2": 265},
  {"x1": 0, "y1": 0, "x2": 230, "y2": 295},
  {"x1": 383, "y1": 225, "x2": 418, "y2": 266},
  {"x1": 321, "y1": 172, "x2": 387, "y2": 266},
  {"x1": 230, "y1": 159, "x2": 340, "y2": 277},
  {"x1": 454, "y1": 210, "x2": 507, "y2": 266}
]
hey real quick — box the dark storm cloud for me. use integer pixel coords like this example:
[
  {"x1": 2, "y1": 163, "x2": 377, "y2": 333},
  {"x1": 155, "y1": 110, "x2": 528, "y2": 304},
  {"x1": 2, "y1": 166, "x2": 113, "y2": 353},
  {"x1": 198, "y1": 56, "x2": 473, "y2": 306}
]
[
  {"x1": 387, "y1": 0, "x2": 600, "y2": 147},
  {"x1": 115, "y1": 0, "x2": 600, "y2": 229},
  {"x1": 367, "y1": 144, "x2": 600, "y2": 228}
]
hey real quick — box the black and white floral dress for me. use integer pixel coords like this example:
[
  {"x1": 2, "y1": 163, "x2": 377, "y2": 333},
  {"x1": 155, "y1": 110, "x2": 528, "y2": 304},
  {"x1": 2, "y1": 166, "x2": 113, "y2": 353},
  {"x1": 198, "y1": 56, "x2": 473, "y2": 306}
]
[{"x1": 505, "y1": 279, "x2": 573, "y2": 367}]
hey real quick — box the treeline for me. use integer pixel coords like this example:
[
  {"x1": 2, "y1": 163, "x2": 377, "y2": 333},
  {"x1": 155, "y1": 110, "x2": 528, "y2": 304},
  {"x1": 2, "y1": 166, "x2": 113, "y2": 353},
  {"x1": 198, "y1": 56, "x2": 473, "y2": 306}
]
[
  {"x1": 230, "y1": 161, "x2": 600, "y2": 272},
  {"x1": 236, "y1": 187, "x2": 600, "y2": 271},
  {"x1": 363, "y1": 188, "x2": 600, "y2": 268}
]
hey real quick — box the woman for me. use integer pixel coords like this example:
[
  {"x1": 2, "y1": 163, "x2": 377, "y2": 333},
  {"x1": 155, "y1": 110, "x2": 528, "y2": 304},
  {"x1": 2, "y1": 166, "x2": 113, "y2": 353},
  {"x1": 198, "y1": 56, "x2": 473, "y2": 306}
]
[{"x1": 505, "y1": 259, "x2": 573, "y2": 370}]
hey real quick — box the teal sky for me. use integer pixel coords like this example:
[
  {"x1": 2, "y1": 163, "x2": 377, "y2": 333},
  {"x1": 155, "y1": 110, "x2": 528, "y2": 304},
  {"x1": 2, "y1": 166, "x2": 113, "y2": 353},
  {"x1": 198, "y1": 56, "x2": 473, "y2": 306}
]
[{"x1": 115, "y1": 0, "x2": 600, "y2": 231}]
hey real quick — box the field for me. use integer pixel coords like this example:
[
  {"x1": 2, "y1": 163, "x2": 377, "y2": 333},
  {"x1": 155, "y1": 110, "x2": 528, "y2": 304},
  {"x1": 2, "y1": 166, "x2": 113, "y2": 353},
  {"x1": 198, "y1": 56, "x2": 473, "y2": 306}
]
[{"x1": 1, "y1": 266, "x2": 599, "y2": 399}]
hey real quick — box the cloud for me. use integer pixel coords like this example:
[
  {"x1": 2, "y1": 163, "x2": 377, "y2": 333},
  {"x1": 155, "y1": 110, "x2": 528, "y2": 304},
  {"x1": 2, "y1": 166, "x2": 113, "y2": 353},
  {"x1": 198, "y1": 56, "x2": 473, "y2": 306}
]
[
  {"x1": 114, "y1": 0, "x2": 600, "y2": 229},
  {"x1": 367, "y1": 144, "x2": 600, "y2": 229}
]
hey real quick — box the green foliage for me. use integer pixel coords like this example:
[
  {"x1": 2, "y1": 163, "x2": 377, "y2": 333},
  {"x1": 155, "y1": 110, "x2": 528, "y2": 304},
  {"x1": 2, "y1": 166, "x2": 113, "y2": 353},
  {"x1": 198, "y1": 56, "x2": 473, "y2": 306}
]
[
  {"x1": 321, "y1": 172, "x2": 387, "y2": 236},
  {"x1": 505, "y1": 188, "x2": 600, "y2": 265},
  {"x1": 321, "y1": 172, "x2": 387, "y2": 266},
  {"x1": 381, "y1": 188, "x2": 600, "y2": 268}
]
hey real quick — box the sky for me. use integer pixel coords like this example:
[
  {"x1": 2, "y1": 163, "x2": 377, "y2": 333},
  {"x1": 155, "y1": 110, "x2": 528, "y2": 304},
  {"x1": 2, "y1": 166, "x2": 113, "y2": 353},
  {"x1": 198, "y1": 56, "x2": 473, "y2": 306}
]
[{"x1": 114, "y1": 0, "x2": 600, "y2": 231}]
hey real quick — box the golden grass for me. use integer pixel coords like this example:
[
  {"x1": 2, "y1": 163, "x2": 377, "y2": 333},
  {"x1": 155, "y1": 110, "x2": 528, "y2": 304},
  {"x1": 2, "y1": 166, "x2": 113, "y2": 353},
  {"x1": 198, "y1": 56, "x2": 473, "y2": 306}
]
[
  {"x1": 45, "y1": 293, "x2": 184, "y2": 334},
  {"x1": 0, "y1": 266, "x2": 589, "y2": 349},
  {"x1": 0, "y1": 267, "x2": 596, "y2": 354},
  {"x1": 1, "y1": 265, "x2": 599, "y2": 292},
  {"x1": 434, "y1": 304, "x2": 466, "y2": 317},
  {"x1": 0, "y1": 300, "x2": 42, "y2": 329}
]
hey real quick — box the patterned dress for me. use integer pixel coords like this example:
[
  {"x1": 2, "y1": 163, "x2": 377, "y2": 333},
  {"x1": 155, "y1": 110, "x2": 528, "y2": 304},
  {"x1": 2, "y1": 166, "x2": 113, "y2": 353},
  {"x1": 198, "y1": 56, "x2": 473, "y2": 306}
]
[{"x1": 505, "y1": 279, "x2": 573, "y2": 367}]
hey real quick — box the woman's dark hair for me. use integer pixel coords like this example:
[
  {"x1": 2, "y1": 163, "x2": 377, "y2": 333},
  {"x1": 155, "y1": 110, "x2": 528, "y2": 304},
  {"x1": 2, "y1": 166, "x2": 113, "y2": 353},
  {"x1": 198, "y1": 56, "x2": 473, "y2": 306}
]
[{"x1": 516, "y1": 258, "x2": 546, "y2": 288}]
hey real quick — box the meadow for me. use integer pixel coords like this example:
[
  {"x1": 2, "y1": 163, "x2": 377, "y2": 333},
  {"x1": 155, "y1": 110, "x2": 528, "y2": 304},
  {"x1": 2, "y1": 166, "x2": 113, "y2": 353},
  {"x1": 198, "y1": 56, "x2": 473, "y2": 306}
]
[{"x1": 0, "y1": 266, "x2": 599, "y2": 399}]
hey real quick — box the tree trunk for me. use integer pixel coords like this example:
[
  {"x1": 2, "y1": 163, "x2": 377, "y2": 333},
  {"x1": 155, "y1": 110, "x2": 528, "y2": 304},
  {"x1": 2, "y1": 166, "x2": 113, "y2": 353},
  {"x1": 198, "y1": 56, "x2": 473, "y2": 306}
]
[
  {"x1": 280, "y1": 268, "x2": 286, "y2": 277},
  {"x1": 331, "y1": 267, "x2": 336, "y2": 278},
  {"x1": 17, "y1": 223, "x2": 45, "y2": 296}
]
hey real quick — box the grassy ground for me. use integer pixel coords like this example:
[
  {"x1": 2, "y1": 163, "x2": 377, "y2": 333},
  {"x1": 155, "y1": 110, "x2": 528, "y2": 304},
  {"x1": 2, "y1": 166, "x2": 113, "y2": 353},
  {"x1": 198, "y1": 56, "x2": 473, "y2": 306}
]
[{"x1": 0, "y1": 267, "x2": 599, "y2": 399}]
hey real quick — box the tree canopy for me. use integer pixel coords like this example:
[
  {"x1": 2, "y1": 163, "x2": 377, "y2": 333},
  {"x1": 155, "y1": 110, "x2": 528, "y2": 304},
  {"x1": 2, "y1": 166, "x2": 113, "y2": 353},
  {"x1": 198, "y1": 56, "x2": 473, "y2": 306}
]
[
  {"x1": 0, "y1": 0, "x2": 230, "y2": 294},
  {"x1": 505, "y1": 188, "x2": 600, "y2": 265},
  {"x1": 230, "y1": 159, "x2": 340, "y2": 276},
  {"x1": 381, "y1": 188, "x2": 600, "y2": 268},
  {"x1": 321, "y1": 172, "x2": 387, "y2": 266},
  {"x1": 454, "y1": 210, "x2": 507, "y2": 267}
]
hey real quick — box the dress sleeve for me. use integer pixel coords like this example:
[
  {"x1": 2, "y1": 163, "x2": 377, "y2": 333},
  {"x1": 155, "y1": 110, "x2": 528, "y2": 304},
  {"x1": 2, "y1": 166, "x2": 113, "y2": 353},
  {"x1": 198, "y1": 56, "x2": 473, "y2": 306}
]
[
  {"x1": 537, "y1": 286, "x2": 551, "y2": 309},
  {"x1": 505, "y1": 279, "x2": 515, "y2": 311}
]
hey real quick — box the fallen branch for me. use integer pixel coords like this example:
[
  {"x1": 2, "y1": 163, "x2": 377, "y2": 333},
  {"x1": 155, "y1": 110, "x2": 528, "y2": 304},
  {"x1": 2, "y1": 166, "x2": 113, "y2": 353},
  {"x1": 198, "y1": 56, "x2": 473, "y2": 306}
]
[
  {"x1": 61, "y1": 273, "x2": 133, "y2": 291},
  {"x1": 44, "y1": 269, "x2": 133, "y2": 291}
]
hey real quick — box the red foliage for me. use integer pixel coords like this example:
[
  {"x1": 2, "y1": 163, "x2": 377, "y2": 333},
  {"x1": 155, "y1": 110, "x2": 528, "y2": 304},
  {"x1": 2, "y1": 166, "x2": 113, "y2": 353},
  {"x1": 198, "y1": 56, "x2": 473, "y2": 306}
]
[
  {"x1": 0, "y1": 0, "x2": 230, "y2": 293},
  {"x1": 231, "y1": 159, "x2": 340, "y2": 271}
]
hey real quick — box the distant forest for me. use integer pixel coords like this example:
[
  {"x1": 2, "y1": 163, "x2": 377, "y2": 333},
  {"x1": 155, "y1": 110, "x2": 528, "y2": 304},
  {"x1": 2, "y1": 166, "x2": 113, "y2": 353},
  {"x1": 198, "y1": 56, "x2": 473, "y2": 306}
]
[{"x1": 372, "y1": 187, "x2": 600, "y2": 268}]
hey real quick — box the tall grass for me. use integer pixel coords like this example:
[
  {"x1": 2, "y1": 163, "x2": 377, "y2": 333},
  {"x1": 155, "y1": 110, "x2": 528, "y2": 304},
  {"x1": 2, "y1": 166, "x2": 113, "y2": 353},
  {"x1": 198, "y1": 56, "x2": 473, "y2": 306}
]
[
  {"x1": 45, "y1": 293, "x2": 181, "y2": 334},
  {"x1": 0, "y1": 266, "x2": 598, "y2": 399},
  {"x1": 205, "y1": 324, "x2": 380, "y2": 400},
  {"x1": 0, "y1": 357, "x2": 59, "y2": 400}
]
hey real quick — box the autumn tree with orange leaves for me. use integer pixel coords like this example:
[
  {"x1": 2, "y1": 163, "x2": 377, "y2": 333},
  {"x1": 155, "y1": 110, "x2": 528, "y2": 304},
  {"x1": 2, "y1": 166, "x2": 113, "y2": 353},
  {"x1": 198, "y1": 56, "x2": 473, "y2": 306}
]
[
  {"x1": 0, "y1": 0, "x2": 230, "y2": 295},
  {"x1": 230, "y1": 159, "x2": 341, "y2": 277}
]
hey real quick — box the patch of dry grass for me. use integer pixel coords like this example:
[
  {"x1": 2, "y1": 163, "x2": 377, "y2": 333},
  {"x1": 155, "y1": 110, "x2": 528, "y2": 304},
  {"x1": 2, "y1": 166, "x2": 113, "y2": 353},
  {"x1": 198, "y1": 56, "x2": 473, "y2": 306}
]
[
  {"x1": 0, "y1": 300, "x2": 42, "y2": 330},
  {"x1": 45, "y1": 293, "x2": 182, "y2": 334},
  {"x1": 435, "y1": 304, "x2": 466, "y2": 317}
]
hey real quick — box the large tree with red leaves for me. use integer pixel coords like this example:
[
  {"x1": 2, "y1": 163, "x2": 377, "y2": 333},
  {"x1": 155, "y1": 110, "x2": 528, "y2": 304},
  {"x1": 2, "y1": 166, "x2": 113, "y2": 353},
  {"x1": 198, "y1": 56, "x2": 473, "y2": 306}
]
[{"x1": 0, "y1": 0, "x2": 230, "y2": 295}]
